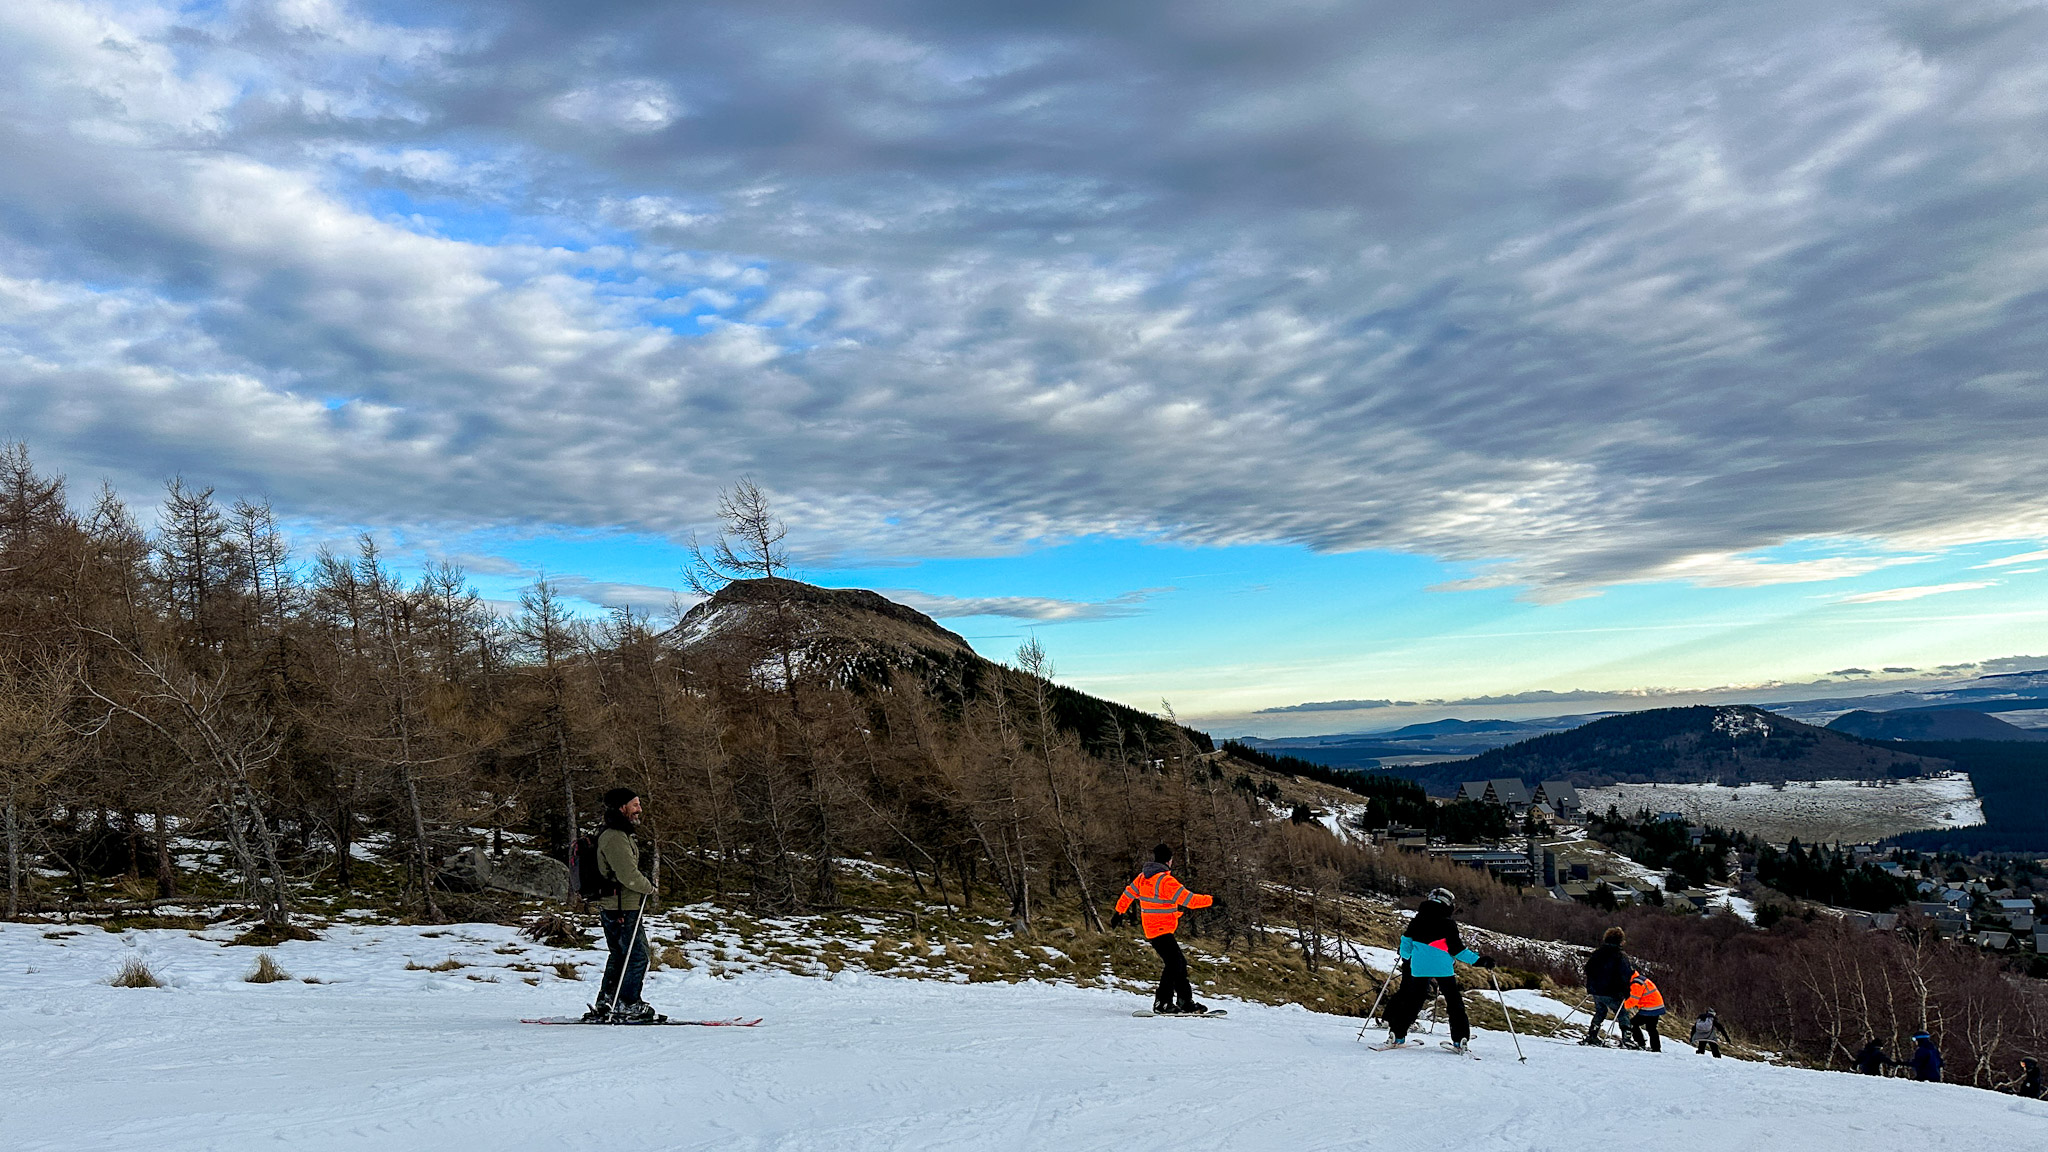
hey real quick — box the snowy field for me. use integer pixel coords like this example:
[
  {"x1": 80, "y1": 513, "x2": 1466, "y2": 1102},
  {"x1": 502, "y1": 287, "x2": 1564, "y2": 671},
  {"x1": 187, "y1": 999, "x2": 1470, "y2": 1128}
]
[
  {"x1": 1579, "y1": 773, "x2": 1984, "y2": 844},
  {"x1": 7, "y1": 922, "x2": 2044, "y2": 1151}
]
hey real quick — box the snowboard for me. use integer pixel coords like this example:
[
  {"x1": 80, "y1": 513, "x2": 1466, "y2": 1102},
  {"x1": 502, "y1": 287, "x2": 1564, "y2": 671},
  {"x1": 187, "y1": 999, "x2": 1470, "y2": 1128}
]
[
  {"x1": 1131, "y1": 1009, "x2": 1228, "y2": 1018},
  {"x1": 521, "y1": 1016, "x2": 763, "y2": 1027}
]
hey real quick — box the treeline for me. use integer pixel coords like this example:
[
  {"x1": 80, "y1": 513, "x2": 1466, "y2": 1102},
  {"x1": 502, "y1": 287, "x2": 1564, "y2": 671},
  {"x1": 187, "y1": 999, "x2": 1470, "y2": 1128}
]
[
  {"x1": 0, "y1": 446, "x2": 1313, "y2": 940},
  {"x1": 1218, "y1": 741, "x2": 1509, "y2": 841},
  {"x1": 1755, "y1": 841, "x2": 1920, "y2": 914}
]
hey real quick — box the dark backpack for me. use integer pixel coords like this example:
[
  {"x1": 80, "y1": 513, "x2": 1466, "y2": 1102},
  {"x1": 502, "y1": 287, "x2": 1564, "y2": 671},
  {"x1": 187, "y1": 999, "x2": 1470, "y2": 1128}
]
[{"x1": 568, "y1": 833, "x2": 620, "y2": 904}]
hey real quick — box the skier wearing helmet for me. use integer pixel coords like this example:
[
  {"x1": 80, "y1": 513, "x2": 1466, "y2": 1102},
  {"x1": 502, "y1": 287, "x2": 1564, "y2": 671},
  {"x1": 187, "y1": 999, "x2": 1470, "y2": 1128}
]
[{"x1": 1373, "y1": 887, "x2": 1496, "y2": 1055}]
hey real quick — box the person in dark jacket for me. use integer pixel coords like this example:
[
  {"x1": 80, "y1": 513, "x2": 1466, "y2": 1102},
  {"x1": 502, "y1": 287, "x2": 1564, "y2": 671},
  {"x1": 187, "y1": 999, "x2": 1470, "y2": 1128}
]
[
  {"x1": 2000, "y1": 1056, "x2": 2042, "y2": 1098},
  {"x1": 1853, "y1": 1038, "x2": 1894, "y2": 1076},
  {"x1": 1580, "y1": 926, "x2": 1633, "y2": 1046},
  {"x1": 1375, "y1": 888, "x2": 1495, "y2": 1054},
  {"x1": 584, "y1": 786, "x2": 659, "y2": 1024},
  {"x1": 1910, "y1": 1033, "x2": 1943, "y2": 1083}
]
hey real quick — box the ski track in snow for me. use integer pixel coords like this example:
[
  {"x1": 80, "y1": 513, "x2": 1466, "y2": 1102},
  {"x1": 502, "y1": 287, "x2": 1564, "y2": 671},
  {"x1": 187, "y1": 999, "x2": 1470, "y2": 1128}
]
[{"x1": 5, "y1": 922, "x2": 2043, "y2": 1151}]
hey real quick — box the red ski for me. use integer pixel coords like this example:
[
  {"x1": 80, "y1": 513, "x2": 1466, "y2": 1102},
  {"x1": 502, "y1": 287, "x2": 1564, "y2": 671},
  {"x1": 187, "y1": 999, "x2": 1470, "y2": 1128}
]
[{"x1": 521, "y1": 1016, "x2": 763, "y2": 1027}]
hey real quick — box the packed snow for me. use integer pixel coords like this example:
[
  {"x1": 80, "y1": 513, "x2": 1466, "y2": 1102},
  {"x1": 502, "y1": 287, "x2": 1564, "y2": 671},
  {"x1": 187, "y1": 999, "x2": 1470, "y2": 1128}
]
[
  {"x1": 6, "y1": 921, "x2": 2043, "y2": 1151},
  {"x1": 1578, "y1": 773, "x2": 1984, "y2": 844}
]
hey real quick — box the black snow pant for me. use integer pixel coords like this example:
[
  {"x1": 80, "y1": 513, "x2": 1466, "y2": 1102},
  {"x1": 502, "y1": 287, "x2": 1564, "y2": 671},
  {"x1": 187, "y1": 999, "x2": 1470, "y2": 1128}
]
[
  {"x1": 1149, "y1": 933, "x2": 1194, "y2": 1009},
  {"x1": 1384, "y1": 973, "x2": 1470, "y2": 1044},
  {"x1": 1696, "y1": 1041, "x2": 1722, "y2": 1057},
  {"x1": 598, "y1": 907, "x2": 650, "y2": 1009},
  {"x1": 1628, "y1": 1011, "x2": 1663, "y2": 1052}
]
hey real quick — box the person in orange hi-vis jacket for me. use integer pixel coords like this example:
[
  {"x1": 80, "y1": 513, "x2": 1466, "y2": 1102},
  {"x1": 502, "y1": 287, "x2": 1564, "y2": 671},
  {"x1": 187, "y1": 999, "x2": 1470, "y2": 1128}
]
[
  {"x1": 1620, "y1": 970, "x2": 1667, "y2": 1052},
  {"x1": 1112, "y1": 844, "x2": 1215, "y2": 1014}
]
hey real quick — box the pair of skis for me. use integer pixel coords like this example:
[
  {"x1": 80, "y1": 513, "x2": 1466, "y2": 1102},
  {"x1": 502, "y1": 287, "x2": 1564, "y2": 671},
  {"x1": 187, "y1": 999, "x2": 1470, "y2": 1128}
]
[
  {"x1": 1369, "y1": 1038, "x2": 1480, "y2": 1060},
  {"x1": 521, "y1": 1015, "x2": 762, "y2": 1027}
]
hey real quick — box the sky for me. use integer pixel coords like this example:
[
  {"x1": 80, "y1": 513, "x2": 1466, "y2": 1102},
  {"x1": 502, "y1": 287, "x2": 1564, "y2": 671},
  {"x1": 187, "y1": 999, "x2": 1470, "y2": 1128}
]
[{"x1": 5, "y1": 1, "x2": 2048, "y2": 734}]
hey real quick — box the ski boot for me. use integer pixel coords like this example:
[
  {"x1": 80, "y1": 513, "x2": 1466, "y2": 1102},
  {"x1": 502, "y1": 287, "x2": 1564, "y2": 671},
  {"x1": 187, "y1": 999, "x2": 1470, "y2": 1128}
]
[
  {"x1": 580, "y1": 1003, "x2": 609, "y2": 1024},
  {"x1": 1368, "y1": 1032, "x2": 1412, "y2": 1051},
  {"x1": 1177, "y1": 1001, "x2": 1210, "y2": 1017},
  {"x1": 1151, "y1": 1000, "x2": 1178, "y2": 1015},
  {"x1": 614, "y1": 1001, "x2": 659, "y2": 1024},
  {"x1": 1578, "y1": 1034, "x2": 1608, "y2": 1047},
  {"x1": 1445, "y1": 1040, "x2": 1469, "y2": 1056}
]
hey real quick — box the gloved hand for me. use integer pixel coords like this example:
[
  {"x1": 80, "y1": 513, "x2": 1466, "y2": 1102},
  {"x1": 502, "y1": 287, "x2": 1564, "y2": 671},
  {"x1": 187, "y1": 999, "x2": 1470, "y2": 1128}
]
[
  {"x1": 1475, "y1": 955, "x2": 1497, "y2": 968},
  {"x1": 1109, "y1": 911, "x2": 1127, "y2": 929}
]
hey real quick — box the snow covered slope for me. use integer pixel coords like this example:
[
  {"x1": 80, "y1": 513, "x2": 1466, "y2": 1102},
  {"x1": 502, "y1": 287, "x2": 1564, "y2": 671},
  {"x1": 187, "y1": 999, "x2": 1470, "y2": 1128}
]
[{"x1": 4, "y1": 922, "x2": 2041, "y2": 1152}]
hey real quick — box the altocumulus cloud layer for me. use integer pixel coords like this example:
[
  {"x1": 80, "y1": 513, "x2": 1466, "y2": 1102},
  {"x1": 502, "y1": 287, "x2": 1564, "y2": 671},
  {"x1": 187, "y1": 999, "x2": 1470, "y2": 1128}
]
[{"x1": 5, "y1": 0, "x2": 2048, "y2": 594}]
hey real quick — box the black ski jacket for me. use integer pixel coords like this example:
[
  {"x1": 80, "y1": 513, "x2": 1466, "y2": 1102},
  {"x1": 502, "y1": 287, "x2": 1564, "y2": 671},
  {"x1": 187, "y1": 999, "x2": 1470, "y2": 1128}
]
[{"x1": 1583, "y1": 942, "x2": 1633, "y2": 999}]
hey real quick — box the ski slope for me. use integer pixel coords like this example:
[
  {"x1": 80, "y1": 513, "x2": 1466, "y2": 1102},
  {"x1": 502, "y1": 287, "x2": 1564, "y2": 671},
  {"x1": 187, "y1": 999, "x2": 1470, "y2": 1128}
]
[{"x1": 4, "y1": 921, "x2": 2042, "y2": 1151}]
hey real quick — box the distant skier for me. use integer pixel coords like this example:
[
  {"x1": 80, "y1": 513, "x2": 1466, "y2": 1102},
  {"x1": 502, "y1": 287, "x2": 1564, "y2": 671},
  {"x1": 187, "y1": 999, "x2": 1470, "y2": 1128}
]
[
  {"x1": 583, "y1": 787, "x2": 660, "y2": 1023},
  {"x1": 1619, "y1": 970, "x2": 1666, "y2": 1052},
  {"x1": 1909, "y1": 1032, "x2": 1943, "y2": 1083},
  {"x1": 1373, "y1": 888, "x2": 1495, "y2": 1055},
  {"x1": 1853, "y1": 1037, "x2": 1893, "y2": 1076},
  {"x1": 1690, "y1": 1008, "x2": 1727, "y2": 1058},
  {"x1": 1580, "y1": 927, "x2": 1634, "y2": 1047},
  {"x1": 1112, "y1": 844, "x2": 1214, "y2": 1015},
  {"x1": 2013, "y1": 1056, "x2": 2044, "y2": 1099}
]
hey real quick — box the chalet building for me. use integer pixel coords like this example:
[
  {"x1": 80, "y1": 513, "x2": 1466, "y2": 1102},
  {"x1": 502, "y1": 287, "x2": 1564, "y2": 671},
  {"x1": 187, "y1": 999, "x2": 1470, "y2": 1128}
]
[
  {"x1": 1531, "y1": 780, "x2": 1580, "y2": 819},
  {"x1": 1456, "y1": 778, "x2": 1533, "y2": 813}
]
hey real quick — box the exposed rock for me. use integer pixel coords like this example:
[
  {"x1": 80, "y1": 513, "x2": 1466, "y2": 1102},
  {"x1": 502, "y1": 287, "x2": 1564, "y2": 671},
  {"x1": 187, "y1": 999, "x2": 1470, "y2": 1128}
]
[{"x1": 440, "y1": 846, "x2": 568, "y2": 901}]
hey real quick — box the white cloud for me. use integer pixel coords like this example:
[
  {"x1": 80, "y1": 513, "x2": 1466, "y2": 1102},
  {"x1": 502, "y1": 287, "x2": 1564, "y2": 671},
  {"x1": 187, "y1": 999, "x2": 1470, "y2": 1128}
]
[
  {"x1": 1974, "y1": 547, "x2": 2048, "y2": 568},
  {"x1": 1840, "y1": 581, "x2": 1998, "y2": 604},
  {"x1": 883, "y1": 588, "x2": 1161, "y2": 622}
]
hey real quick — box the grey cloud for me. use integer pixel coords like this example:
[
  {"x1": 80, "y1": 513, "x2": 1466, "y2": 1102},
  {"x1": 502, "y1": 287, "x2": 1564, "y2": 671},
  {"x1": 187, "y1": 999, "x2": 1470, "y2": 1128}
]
[
  {"x1": 5, "y1": 2, "x2": 2048, "y2": 592},
  {"x1": 883, "y1": 587, "x2": 1160, "y2": 621},
  {"x1": 548, "y1": 576, "x2": 696, "y2": 618}
]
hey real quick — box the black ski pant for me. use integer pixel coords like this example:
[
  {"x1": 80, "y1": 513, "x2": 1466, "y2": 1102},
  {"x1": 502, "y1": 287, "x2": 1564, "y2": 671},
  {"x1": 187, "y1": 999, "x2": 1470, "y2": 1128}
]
[
  {"x1": 1626, "y1": 1010, "x2": 1663, "y2": 1052},
  {"x1": 1149, "y1": 933, "x2": 1194, "y2": 1009},
  {"x1": 1384, "y1": 973, "x2": 1469, "y2": 1043},
  {"x1": 1696, "y1": 1041, "x2": 1722, "y2": 1057},
  {"x1": 598, "y1": 907, "x2": 650, "y2": 1009}
]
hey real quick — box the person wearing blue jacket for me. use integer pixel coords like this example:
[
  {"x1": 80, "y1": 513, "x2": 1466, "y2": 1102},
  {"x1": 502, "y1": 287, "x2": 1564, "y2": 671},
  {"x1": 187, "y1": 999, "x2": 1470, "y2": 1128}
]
[
  {"x1": 1910, "y1": 1033, "x2": 1943, "y2": 1082},
  {"x1": 1374, "y1": 888, "x2": 1495, "y2": 1054}
]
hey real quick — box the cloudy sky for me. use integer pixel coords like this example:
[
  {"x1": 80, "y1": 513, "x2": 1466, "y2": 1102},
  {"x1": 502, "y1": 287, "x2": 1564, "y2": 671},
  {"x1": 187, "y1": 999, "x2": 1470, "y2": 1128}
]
[{"x1": 6, "y1": 0, "x2": 2048, "y2": 732}]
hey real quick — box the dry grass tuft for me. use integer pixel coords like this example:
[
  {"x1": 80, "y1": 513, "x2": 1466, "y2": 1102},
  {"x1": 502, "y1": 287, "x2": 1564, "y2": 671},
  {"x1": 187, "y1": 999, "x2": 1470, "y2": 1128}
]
[
  {"x1": 519, "y1": 913, "x2": 593, "y2": 950},
  {"x1": 405, "y1": 956, "x2": 465, "y2": 972},
  {"x1": 551, "y1": 961, "x2": 581, "y2": 980},
  {"x1": 245, "y1": 953, "x2": 292, "y2": 983},
  {"x1": 109, "y1": 957, "x2": 162, "y2": 988}
]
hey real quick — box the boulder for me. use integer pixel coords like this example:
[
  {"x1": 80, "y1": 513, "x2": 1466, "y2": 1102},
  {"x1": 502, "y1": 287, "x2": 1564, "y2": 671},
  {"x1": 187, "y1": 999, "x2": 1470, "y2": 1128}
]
[{"x1": 439, "y1": 846, "x2": 568, "y2": 901}]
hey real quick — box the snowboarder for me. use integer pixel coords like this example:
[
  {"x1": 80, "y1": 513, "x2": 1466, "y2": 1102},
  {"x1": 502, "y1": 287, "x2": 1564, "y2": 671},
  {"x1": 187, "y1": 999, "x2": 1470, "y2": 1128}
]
[
  {"x1": 1909, "y1": 1032, "x2": 1943, "y2": 1083},
  {"x1": 1690, "y1": 1008, "x2": 1727, "y2": 1057},
  {"x1": 1580, "y1": 926, "x2": 1633, "y2": 1047},
  {"x1": 584, "y1": 786, "x2": 660, "y2": 1024},
  {"x1": 1112, "y1": 844, "x2": 1214, "y2": 1015},
  {"x1": 1619, "y1": 970, "x2": 1666, "y2": 1052},
  {"x1": 1375, "y1": 888, "x2": 1495, "y2": 1055},
  {"x1": 1852, "y1": 1037, "x2": 1893, "y2": 1076}
]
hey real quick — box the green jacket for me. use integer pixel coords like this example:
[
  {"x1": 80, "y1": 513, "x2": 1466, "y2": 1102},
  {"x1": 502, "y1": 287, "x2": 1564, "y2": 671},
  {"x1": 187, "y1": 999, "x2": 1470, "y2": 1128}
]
[{"x1": 595, "y1": 827, "x2": 656, "y2": 912}]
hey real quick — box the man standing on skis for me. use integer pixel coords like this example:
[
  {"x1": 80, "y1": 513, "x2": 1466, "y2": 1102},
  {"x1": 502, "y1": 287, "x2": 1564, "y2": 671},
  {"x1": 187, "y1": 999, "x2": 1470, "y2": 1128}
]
[
  {"x1": 1581, "y1": 926, "x2": 1634, "y2": 1046},
  {"x1": 1375, "y1": 888, "x2": 1495, "y2": 1055},
  {"x1": 585, "y1": 786, "x2": 660, "y2": 1024},
  {"x1": 1112, "y1": 844, "x2": 1214, "y2": 1014}
]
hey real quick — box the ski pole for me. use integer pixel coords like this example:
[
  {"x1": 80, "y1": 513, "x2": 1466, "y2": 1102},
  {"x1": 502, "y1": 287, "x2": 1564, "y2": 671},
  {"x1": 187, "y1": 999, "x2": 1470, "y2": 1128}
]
[
  {"x1": 1488, "y1": 969, "x2": 1527, "y2": 1063},
  {"x1": 1355, "y1": 968, "x2": 1396, "y2": 1042},
  {"x1": 602, "y1": 891, "x2": 649, "y2": 1021}
]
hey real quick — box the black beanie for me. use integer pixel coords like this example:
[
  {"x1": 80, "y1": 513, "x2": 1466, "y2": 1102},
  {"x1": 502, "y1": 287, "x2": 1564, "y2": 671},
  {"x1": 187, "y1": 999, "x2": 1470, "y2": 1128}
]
[{"x1": 602, "y1": 786, "x2": 639, "y2": 811}]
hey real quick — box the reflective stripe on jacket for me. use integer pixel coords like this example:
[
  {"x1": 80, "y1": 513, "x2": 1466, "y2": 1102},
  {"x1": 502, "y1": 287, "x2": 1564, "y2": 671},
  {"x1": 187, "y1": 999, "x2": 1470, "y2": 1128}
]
[
  {"x1": 1624, "y1": 973, "x2": 1665, "y2": 1013},
  {"x1": 1114, "y1": 865, "x2": 1212, "y2": 938}
]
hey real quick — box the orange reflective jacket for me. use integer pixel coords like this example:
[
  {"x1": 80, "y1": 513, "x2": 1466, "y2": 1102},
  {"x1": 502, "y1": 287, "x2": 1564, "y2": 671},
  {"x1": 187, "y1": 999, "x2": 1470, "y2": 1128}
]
[
  {"x1": 1624, "y1": 973, "x2": 1665, "y2": 1012},
  {"x1": 1115, "y1": 866, "x2": 1213, "y2": 939}
]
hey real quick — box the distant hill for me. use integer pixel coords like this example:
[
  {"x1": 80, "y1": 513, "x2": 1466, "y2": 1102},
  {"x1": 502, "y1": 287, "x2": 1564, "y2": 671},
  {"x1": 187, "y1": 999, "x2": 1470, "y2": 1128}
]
[
  {"x1": 666, "y1": 577, "x2": 1211, "y2": 756},
  {"x1": 1242, "y1": 714, "x2": 1606, "y2": 764},
  {"x1": 1826, "y1": 706, "x2": 2048, "y2": 742},
  {"x1": 1389, "y1": 705, "x2": 1947, "y2": 795}
]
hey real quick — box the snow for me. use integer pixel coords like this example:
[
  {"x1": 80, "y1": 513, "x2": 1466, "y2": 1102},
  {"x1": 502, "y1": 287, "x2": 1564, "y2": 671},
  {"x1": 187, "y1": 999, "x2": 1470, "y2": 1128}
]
[
  {"x1": 6, "y1": 921, "x2": 2042, "y2": 1151},
  {"x1": 1578, "y1": 773, "x2": 1984, "y2": 845}
]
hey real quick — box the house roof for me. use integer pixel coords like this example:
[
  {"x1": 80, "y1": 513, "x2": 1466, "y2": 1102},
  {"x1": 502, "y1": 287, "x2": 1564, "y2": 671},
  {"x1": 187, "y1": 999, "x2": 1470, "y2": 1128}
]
[{"x1": 1487, "y1": 778, "x2": 1532, "y2": 805}]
